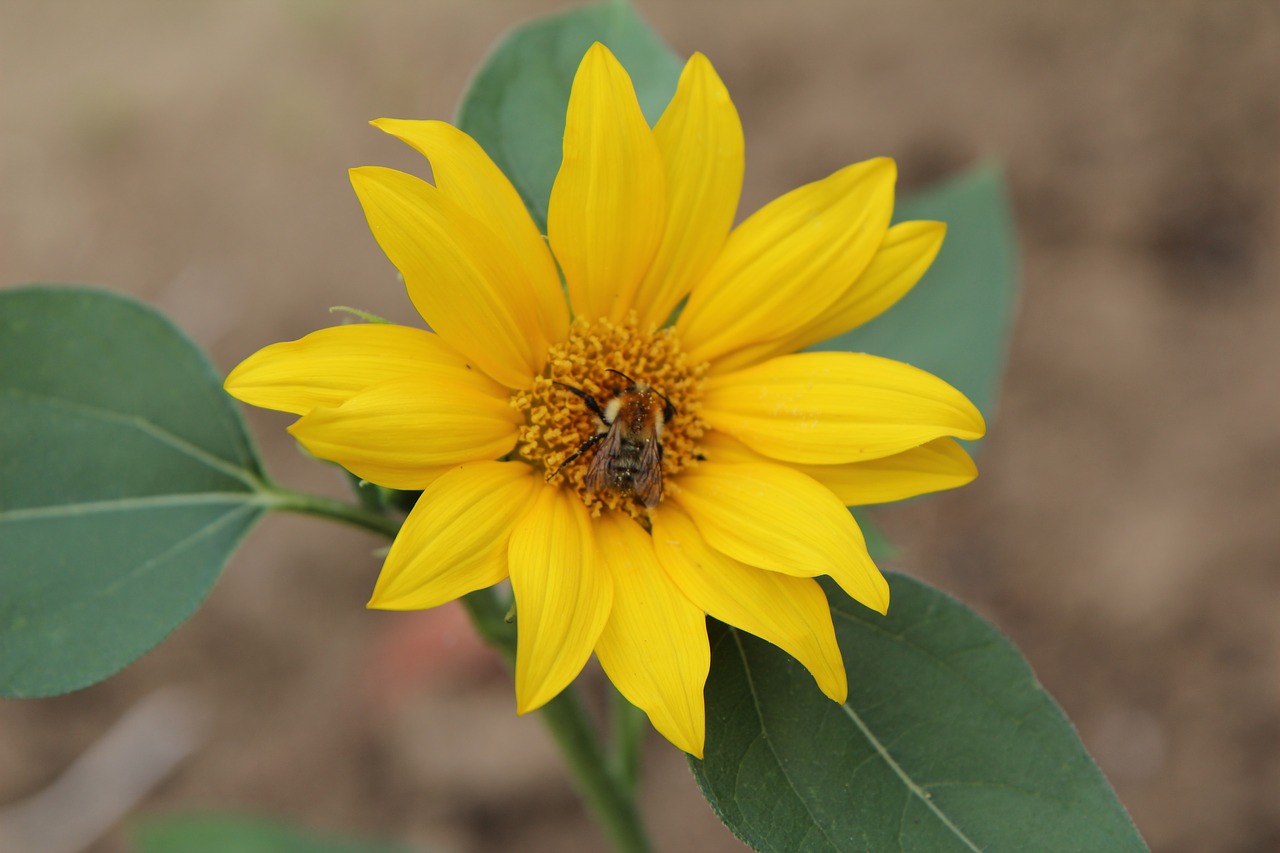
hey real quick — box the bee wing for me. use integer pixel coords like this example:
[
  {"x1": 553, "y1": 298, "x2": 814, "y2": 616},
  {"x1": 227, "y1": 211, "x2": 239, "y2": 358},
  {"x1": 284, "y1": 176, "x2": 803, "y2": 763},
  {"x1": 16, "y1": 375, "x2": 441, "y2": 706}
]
[
  {"x1": 633, "y1": 436, "x2": 665, "y2": 508},
  {"x1": 584, "y1": 423, "x2": 625, "y2": 495}
]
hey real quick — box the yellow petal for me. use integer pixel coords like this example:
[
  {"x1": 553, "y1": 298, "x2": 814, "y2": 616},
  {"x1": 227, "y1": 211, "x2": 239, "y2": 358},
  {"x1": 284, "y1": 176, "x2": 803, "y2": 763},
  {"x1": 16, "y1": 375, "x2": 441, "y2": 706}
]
[
  {"x1": 224, "y1": 324, "x2": 493, "y2": 417},
  {"x1": 804, "y1": 437, "x2": 977, "y2": 505},
  {"x1": 633, "y1": 52, "x2": 744, "y2": 329},
  {"x1": 548, "y1": 42, "x2": 666, "y2": 323},
  {"x1": 370, "y1": 119, "x2": 569, "y2": 345},
  {"x1": 787, "y1": 220, "x2": 946, "y2": 352},
  {"x1": 594, "y1": 512, "x2": 709, "y2": 757},
  {"x1": 676, "y1": 158, "x2": 895, "y2": 366},
  {"x1": 735, "y1": 220, "x2": 947, "y2": 371},
  {"x1": 509, "y1": 485, "x2": 613, "y2": 713},
  {"x1": 674, "y1": 461, "x2": 889, "y2": 615},
  {"x1": 699, "y1": 431, "x2": 977, "y2": 507},
  {"x1": 349, "y1": 166, "x2": 548, "y2": 389},
  {"x1": 368, "y1": 462, "x2": 540, "y2": 610},
  {"x1": 652, "y1": 503, "x2": 846, "y2": 702},
  {"x1": 288, "y1": 374, "x2": 519, "y2": 490},
  {"x1": 702, "y1": 351, "x2": 985, "y2": 465}
]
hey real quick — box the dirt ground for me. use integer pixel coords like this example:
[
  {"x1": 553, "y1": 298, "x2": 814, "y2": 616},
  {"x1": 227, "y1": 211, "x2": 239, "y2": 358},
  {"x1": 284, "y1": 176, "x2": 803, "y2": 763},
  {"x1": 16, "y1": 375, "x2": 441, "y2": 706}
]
[{"x1": 2, "y1": 1, "x2": 1279, "y2": 851}]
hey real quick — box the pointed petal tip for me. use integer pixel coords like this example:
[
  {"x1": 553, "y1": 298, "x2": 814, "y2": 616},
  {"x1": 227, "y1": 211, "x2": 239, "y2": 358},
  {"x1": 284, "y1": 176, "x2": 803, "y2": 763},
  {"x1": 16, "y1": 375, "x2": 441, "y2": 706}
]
[
  {"x1": 650, "y1": 707, "x2": 705, "y2": 758},
  {"x1": 579, "y1": 41, "x2": 617, "y2": 71},
  {"x1": 963, "y1": 401, "x2": 989, "y2": 439},
  {"x1": 899, "y1": 218, "x2": 947, "y2": 244},
  {"x1": 684, "y1": 50, "x2": 713, "y2": 73},
  {"x1": 514, "y1": 686, "x2": 554, "y2": 717},
  {"x1": 870, "y1": 582, "x2": 890, "y2": 616},
  {"x1": 366, "y1": 585, "x2": 413, "y2": 611},
  {"x1": 860, "y1": 557, "x2": 892, "y2": 615},
  {"x1": 828, "y1": 156, "x2": 897, "y2": 193}
]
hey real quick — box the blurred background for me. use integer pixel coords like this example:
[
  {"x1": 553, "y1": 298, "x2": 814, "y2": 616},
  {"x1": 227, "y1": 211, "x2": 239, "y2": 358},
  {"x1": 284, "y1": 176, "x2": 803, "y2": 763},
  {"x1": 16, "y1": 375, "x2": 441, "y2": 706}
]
[{"x1": 2, "y1": 1, "x2": 1278, "y2": 851}]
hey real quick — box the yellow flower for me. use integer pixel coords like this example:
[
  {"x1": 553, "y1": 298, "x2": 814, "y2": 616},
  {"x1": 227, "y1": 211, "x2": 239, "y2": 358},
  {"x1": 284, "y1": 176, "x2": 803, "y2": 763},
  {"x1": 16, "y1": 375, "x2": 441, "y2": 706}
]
[{"x1": 225, "y1": 43, "x2": 984, "y2": 757}]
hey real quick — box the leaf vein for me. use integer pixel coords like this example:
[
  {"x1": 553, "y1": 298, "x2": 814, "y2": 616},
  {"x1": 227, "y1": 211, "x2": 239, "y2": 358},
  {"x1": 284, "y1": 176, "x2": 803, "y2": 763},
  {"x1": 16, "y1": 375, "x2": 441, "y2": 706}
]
[
  {"x1": 1, "y1": 388, "x2": 260, "y2": 489},
  {"x1": 0, "y1": 493, "x2": 266, "y2": 523},
  {"x1": 838, "y1": 701, "x2": 987, "y2": 852},
  {"x1": 731, "y1": 627, "x2": 848, "y2": 852}
]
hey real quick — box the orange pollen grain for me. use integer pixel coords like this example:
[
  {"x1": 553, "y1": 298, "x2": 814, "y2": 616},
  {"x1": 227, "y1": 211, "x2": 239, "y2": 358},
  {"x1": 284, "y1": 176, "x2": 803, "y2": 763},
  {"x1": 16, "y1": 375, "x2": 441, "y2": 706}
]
[{"x1": 511, "y1": 314, "x2": 708, "y2": 520}]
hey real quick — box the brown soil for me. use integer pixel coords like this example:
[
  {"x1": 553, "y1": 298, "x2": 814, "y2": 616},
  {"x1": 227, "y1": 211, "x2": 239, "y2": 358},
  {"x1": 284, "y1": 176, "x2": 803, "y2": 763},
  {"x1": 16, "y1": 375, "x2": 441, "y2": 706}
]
[{"x1": 2, "y1": 2, "x2": 1278, "y2": 851}]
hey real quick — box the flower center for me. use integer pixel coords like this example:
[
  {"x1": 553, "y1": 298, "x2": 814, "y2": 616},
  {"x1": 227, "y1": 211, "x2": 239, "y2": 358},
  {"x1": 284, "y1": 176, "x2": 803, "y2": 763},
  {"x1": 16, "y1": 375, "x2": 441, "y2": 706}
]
[{"x1": 512, "y1": 314, "x2": 708, "y2": 520}]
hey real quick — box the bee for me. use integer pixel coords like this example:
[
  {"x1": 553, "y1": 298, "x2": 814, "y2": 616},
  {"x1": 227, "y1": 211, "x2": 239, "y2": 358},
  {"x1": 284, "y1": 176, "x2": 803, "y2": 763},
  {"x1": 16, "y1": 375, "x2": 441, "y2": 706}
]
[{"x1": 547, "y1": 369, "x2": 675, "y2": 508}]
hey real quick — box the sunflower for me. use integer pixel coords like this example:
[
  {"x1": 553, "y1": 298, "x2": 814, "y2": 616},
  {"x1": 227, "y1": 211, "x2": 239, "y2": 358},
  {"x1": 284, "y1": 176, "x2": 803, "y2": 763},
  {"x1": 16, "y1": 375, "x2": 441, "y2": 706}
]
[{"x1": 225, "y1": 43, "x2": 984, "y2": 756}]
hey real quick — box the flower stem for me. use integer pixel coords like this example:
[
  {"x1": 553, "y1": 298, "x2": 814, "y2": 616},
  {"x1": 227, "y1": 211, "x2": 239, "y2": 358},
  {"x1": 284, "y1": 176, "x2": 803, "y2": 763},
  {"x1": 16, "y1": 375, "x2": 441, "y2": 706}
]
[
  {"x1": 610, "y1": 684, "x2": 647, "y2": 793},
  {"x1": 538, "y1": 687, "x2": 652, "y2": 853},
  {"x1": 462, "y1": 589, "x2": 652, "y2": 853},
  {"x1": 261, "y1": 486, "x2": 402, "y2": 539},
  {"x1": 260, "y1": 489, "x2": 651, "y2": 853}
]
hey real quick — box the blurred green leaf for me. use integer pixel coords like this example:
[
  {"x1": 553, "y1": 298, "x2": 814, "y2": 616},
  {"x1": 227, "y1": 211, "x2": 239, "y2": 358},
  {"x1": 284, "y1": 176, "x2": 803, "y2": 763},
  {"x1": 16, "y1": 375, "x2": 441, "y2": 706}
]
[
  {"x1": 813, "y1": 165, "x2": 1018, "y2": 428},
  {"x1": 692, "y1": 572, "x2": 1146, "y2": 853},
  {"x1": 133, "y1": 814, "x2": 418, "y2": 853},
  {"x1": 457, "y1": 0, "x2": 681, "y2": 230},
  {"x1": 851, "y1": 510, "x2": 895, "y2": 562},
  {"x1": 0, "y1": 286, "x2": 267, "y2": 698}
]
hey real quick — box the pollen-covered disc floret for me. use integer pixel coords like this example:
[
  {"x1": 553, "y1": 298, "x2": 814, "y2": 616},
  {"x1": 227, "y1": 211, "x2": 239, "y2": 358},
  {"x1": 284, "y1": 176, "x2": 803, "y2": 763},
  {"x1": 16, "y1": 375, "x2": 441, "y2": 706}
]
[{"x1": 512, "y1": 314, "x2": 708, "y2": 519}]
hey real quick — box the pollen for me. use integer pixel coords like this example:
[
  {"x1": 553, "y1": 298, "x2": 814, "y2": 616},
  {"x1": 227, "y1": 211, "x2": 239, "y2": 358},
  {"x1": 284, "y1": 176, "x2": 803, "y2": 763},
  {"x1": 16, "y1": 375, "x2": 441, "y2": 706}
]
[{"x1": 511, "y1": 313, "x2": 708, "y2": 520}]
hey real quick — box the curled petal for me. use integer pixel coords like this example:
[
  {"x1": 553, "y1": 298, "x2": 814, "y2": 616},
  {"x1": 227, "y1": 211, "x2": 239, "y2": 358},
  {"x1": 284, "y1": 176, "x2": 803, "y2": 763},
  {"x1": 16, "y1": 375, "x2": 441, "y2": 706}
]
[
  {"x1": 702, "y1": 351, "x2": 985, "y2": 465},
  {"x1": 370, "y1": 119, "x2": 568, "y2": 345},
  {"x1": 737, "y1": 220, "x2": 947, "y2": 370},
  {"x1": 548, "y1": 42, "x2": 666, "y2": 323},
  {"x1": 674, "y1": 461, "x2": 888, "y2": 615},
  {"x1": 595, "y1": 512, "x2": 709, "y2": 757},
  {"x1": 633, "y1": 52, "x2": 744, "y2": 329},
  {"x1": 652, "y1": 503, "x2": 846, "y2": 702},
  {"x1": 509, "y1": 485, "x2": 613, "y2": 714},
  {"x1": 288, "y1": 374, "x2": 519, "y2": 490},
  {"x1": 784, "y1": 220, "x2": 946, "y2": 353},
  {"x1": 699, "y1": 430, "x2": 978, "y2": 506},
  {"x1": 350, "y1": 166, "x2": 549, "y2": 388},
  {"x1": 368, "y1": 462, "x2": 540, "y2": 610},
  {"x1": 224, "y1": 324, "x2": 489, "y2": 416},
  {"x1": 802, "y1": 436, "x2": 977, "y2": 505},
  {"x1": 677, "y1": 158, "x2": 895, "y2": 366}
]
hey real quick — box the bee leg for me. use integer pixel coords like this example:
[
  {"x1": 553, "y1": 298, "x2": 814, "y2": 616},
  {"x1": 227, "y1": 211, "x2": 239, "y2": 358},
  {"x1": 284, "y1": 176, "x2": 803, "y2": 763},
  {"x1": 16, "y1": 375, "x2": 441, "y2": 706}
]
[
  {"x1": 553, "y1": 381, "x2": 607, "y2": 422},
  {"x1": 546, "y1": 431, "x2": 606, "y2": 482},
  {"x1": 652, "y1": 387, "x2": 676, "y2": 422}
]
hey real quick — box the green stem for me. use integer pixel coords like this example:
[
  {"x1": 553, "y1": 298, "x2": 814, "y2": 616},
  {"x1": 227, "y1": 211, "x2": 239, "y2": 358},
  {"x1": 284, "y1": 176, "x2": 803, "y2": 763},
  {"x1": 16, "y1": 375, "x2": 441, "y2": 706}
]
[
  {"x1": 344, "y1": 470, "x2": 387, "y2": 515},
  {"x1": 539, "y1": 687, "x2": 652, "y2": 853},
  {"x1": 462, "y1": 590, "x2": 652, "y2": 853},
  {"x1": 610, "y1": 684, "x2": 647, "y2": 793},
  {"x1": 262, "y1": 486, "x2": 402, "y2": 539},
  {"x1": 264, "y1": 489, "x2": 651, "y2": 853}
]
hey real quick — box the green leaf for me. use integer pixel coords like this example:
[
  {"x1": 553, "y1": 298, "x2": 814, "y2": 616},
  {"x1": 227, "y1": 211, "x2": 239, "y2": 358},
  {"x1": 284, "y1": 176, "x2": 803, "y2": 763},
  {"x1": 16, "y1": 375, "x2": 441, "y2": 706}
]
[
  {"x1": 691, "y1": 573, "x2": 1146, "y2": 853},
  {"x1": 457, "y1": 0, "x2": 681, "y2": 230},
  {"x1": 851, "y1": 510, "x2": 895, "y2": 562},
  {"x1": 812, "y1": 165, "x2": 1018, "y2": 426},
  {"x1": 133, "y1": 814, "x2": 419, "y2": 853},
  {"x1": 0, "y1": 286, "x2": 267, "y2": 698}
]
